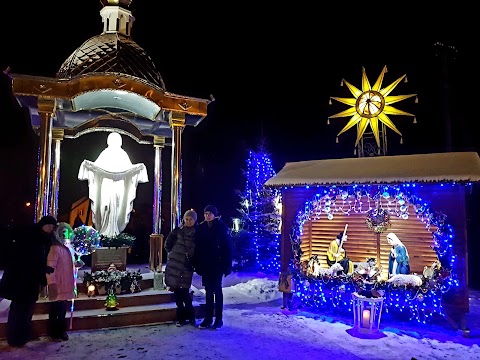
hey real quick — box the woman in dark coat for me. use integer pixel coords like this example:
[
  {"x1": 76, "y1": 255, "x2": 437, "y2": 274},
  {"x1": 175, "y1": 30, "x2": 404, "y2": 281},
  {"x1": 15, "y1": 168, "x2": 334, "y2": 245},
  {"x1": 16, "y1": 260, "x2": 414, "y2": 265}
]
[
  {"x1": 0, "y1": 215, "x2": 56, "y2": 347},
  {"x1": 164, "y1": 209, "x2": 197, "y2": 326}
]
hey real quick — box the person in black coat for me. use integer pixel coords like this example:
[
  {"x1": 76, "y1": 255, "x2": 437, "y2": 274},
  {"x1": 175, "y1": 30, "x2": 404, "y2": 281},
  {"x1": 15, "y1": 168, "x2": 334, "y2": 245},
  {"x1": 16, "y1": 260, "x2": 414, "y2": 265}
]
[
  {"x1": 164, "y1": 209, "x2": 197, "y2": 327},
  {"x1": 0, "y1": 215, "x2": 56, "y2": 347},
  {"x1": 194, "y1": 205, "x2": 232, "y2": 330}
]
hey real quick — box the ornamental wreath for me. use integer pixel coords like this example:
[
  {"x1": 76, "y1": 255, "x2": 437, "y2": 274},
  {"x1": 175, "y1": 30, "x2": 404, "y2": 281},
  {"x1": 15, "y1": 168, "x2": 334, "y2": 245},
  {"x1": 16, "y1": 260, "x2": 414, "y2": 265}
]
[{"x1": 365, "y1": 208, "x2": 391, "y2": 233}]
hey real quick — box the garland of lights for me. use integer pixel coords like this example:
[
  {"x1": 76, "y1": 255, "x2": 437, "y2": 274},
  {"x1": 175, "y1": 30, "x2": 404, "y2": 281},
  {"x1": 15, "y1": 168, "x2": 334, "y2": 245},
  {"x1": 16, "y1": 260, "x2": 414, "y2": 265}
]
[
  {"x1": 72, "y1": 225, "x2": 101, "y2": 256},
  {"x1": 288, "y1": 183, "x2": 461, "y2": 323}
]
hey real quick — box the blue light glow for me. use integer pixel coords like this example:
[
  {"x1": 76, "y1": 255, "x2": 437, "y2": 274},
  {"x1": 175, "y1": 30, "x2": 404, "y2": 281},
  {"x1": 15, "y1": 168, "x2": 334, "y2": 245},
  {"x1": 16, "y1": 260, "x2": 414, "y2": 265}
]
[{"x1": 288, "y1": 182, "x2": 466, "y2": 323}]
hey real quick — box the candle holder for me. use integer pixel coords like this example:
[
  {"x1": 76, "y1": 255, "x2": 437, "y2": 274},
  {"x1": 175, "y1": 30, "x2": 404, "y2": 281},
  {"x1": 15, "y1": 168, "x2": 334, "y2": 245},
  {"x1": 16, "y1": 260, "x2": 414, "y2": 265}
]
[
  {"x1": 352, "y1": 292, "x2": 384, "y2": 333},
  {"x1": 87, "y1": 284, "x2": 96, "y2": 297}
]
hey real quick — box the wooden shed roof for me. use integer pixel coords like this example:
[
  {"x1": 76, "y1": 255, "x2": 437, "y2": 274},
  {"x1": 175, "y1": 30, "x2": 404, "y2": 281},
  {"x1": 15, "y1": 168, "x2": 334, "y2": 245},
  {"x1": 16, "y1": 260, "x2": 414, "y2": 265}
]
[{"x1": 265, "y1": 152, "x2": 480, "y2": 187}]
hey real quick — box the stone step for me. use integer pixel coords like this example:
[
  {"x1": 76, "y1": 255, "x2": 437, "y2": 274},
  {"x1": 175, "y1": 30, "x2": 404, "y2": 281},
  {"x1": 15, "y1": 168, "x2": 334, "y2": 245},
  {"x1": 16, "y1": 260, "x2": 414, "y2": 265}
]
[
  {"x1": 29, "y1": 302, "x2": 182, "y2": 335},
  {"x1": 33, "y1": 288, "x2": 174, "y2": 314},
  {"x1": 0, "y1": 288, "x2": 204, "y2": 339}
]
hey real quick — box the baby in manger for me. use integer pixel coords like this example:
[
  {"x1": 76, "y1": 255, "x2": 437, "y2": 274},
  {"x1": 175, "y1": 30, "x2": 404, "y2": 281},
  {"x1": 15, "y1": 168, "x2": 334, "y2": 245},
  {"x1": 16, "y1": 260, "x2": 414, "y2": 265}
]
[{"x1": 353, "y1": 258, "x2": 381, "y2": 282}]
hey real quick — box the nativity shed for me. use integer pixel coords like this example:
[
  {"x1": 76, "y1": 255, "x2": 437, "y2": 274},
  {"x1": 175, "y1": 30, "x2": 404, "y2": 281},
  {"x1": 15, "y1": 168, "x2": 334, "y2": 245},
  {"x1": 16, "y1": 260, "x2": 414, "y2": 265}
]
[{"x1": 265, "y1": 151, "x2": 480, "y2": 330}]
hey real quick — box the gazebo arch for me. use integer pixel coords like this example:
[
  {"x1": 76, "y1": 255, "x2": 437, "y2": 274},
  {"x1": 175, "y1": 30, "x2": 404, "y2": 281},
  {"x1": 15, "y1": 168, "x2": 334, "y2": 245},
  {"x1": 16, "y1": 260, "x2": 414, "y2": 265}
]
[{"x1": 7, "y1": 0, "x2": 210, "y2": 268}]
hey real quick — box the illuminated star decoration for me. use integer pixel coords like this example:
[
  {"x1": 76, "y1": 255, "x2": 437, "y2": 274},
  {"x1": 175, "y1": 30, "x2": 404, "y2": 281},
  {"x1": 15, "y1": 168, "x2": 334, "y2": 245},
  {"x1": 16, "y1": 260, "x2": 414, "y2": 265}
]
[{"x1": 329, "y1": 66, "x2": 416, "y2": 147}]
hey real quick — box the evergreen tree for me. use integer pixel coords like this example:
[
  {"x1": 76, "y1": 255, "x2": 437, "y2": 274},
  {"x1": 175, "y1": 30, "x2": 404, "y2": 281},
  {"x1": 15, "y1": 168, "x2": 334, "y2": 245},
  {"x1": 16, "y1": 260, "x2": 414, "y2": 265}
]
[
  {"x1": 234, "y1": 146, "x2": 281, "y2": 274},
  {"x1": 230, "y1": 227, "x2": 255, "y2": 272}
]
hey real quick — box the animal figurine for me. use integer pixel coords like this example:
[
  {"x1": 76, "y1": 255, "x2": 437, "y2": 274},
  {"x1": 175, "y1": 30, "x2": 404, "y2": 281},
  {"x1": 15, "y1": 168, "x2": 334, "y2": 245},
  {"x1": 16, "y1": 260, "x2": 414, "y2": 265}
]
[
  {"x1": 367, "y1": 265, "x2": 382, "y2": 282},
  {"x1": 307, "y1": 255, "x2": 321, "y2": 276},
  {"x1": 307, "y1": 255, "x2": 345, "y2": 277},
  {"x1": 387, "y1": 274, "x2": 423, "y2": 287},
  {"x1": 423, "y1": 260, "x2": 441, "y2": 279},
  {"x1": 353, "y1": 258, "x2": 382, "y2": 282},
  {"x1": 323, "y1": 262, "x2": 344, "y2": 277},
  {"x1": 354, "y1": 258, "x2": 377, "y2": 275},
  {"x1": 300, "y1": 260, "x2": 309, "y2": 275}
]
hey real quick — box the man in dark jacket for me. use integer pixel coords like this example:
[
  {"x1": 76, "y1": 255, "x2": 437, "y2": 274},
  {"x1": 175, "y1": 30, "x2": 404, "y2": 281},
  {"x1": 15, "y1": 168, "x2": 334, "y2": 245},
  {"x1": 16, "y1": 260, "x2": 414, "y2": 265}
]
[
  {"x1": 0, "y1": 215, "x2": 56, "y2": 347},
  {"x1": 194, "y1": 205, "x2": 232, "y2": 330}
]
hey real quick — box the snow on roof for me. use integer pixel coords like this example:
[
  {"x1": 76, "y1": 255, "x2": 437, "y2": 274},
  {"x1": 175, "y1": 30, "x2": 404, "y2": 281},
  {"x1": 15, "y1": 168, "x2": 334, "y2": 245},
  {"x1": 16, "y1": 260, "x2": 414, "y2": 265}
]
[{"x1": 265, "y1": 152, "x2": 480, "y2": 187}]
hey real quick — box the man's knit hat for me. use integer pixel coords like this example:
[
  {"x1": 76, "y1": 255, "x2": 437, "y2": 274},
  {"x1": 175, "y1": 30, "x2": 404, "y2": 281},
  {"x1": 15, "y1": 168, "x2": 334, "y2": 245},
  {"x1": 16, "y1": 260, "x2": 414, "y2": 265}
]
[
  {"x1": 38, "y1": 215, "x2": 58, "y2": 227},
  {"x1": 183, "y1": 209, "x2": 198, "y2": 222},
  {"x1": 336, "y1": 231, "x2": 346, "y2": 241},
  {"x1": 204, "y1": 205, "x2": 218, "y2": 216}
]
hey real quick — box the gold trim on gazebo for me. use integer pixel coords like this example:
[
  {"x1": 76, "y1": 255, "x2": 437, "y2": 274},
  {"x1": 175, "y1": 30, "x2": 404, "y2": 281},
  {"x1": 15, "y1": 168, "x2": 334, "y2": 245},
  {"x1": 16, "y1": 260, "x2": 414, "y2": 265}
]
[{"x1": 8, "y1": 0, "x2": 210, "y2": 271}]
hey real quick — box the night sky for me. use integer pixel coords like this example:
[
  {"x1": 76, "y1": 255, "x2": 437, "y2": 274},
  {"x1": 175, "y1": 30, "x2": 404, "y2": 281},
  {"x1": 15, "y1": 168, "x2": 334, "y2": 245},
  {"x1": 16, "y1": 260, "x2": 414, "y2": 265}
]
[{"x1": 0, "y1": 2, "x2": 477, "y2": 266}]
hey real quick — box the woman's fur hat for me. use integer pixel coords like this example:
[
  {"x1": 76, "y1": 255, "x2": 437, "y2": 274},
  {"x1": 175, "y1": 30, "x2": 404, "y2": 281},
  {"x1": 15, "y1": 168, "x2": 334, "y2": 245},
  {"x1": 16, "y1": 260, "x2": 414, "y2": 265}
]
[{"x1": 183, "y1": 209, "x2": 198, "y2": 222}]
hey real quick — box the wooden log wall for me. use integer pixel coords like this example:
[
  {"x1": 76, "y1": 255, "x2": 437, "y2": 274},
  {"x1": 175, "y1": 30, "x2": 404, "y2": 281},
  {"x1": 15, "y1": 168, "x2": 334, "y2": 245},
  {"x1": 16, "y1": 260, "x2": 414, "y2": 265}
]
[
  {"x1": 280, "y1": 187, "x2": 318, "y2": 271},
  {"x1": 297, "y1": 195, "x2": 439, "y2": 280}
]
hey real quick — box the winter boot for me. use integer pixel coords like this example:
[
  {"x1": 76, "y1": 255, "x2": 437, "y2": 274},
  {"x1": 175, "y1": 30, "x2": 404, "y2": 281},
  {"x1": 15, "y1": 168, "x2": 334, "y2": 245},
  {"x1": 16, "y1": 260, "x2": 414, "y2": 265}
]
[
  {"x1": 188, "y1": 313, "x2": 197, "y2": 326},
  {"x1": 198, "y1": 318, "x2": 213, "y2": 329},
  {"x1": 211, "y1": 318, "x2": 223, "y2": 330},
  {"x1": 185, "y1": 305, "x2": 196, "y2": 326},
  {"x1": 176, "y1": 308, "x2": 187, "y2": 327}
]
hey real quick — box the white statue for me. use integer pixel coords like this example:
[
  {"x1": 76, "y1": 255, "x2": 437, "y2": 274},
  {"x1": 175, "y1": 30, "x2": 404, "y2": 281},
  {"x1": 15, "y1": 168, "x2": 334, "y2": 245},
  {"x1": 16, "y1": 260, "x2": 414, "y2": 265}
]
[{"x1": 78, "y1": 132, "x2": 148, "y2": 237}]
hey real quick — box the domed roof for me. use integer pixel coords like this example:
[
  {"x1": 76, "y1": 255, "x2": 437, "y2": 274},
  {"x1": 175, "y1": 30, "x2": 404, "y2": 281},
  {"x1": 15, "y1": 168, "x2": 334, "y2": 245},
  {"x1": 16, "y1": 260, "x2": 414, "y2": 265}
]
[
  {"x1": 11, "y1": 0, "x2": 210, "y2": 145},
  {"x1": 100, "y1": 0, "x2": 132, "y2": 7},
  {"x1": 56, "y1": 33, "x2": 165, "y2": 91}
]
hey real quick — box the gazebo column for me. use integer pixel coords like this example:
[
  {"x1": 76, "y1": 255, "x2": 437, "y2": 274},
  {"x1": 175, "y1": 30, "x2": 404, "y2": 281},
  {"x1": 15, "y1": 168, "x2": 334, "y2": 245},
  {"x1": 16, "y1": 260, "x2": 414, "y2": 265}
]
[
  {"x1": 49, "y1": 128, "x2": 64, "y2": 218},
  {"x1": 36, "y1": 98, "x2": 55, "y2": 222},
  {"x1": 169, "y1": 112, "x2": 185, "y2": 231},
  {"x1": 150, "y1": 136, "x2": 165, "y2": 272}
]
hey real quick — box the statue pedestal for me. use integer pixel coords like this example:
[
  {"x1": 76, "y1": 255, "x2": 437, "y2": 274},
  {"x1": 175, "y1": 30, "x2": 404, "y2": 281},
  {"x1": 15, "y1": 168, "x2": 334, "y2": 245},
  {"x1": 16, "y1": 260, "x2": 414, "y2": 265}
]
[{"x1": 91, "y1": 247, "x2": 128, "y2": 272}]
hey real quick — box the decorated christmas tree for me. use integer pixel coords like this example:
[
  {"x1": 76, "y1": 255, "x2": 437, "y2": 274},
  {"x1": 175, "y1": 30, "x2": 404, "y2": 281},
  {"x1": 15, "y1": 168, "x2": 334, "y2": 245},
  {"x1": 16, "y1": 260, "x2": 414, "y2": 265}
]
[
  {"x1": 234, "y1": 147, "x2": 281, "y2": 274},
  {"x1": 105, "y1": 288, "x2": 119, "y2": 311},
  {"x1": 230, "y1": 223, "x2": 255, "y2": 271}
]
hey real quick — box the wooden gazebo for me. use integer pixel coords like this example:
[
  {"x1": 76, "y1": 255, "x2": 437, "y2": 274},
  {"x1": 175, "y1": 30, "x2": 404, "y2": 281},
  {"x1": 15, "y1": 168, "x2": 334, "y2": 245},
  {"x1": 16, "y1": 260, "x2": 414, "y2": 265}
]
[{"x1": 8, "y1": 0, "x2": 210, "y2": 269}]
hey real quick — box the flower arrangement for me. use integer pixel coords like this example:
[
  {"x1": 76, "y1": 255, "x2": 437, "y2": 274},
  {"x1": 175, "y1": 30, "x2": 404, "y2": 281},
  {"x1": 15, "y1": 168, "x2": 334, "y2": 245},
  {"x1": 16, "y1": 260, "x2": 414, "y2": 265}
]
[
  {"x1": 83, "y1": 266, "x2": 142, "y2": 294},
  {"x1": 120, "y1": 270, "x2": 142, "y2": 293},
  {"x1": 100, "y1": 232, "x2": 136, "y2": 249}
]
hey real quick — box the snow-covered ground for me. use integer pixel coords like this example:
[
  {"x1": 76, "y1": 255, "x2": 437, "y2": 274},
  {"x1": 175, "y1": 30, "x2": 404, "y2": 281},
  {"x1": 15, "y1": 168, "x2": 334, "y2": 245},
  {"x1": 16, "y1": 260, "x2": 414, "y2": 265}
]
[{"x1": 0, "y1": 271, "x2": 479, "y2": 360}]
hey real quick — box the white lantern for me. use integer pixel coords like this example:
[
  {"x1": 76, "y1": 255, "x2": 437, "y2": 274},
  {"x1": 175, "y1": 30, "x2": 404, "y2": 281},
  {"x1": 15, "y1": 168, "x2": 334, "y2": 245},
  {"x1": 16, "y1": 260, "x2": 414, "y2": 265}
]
[
  {"x1": 352, "y1": 292, "x2": 384, "y2": 333},
  {"x1": 232, "y1": 218, "x2": 241, "y2": 232}
]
